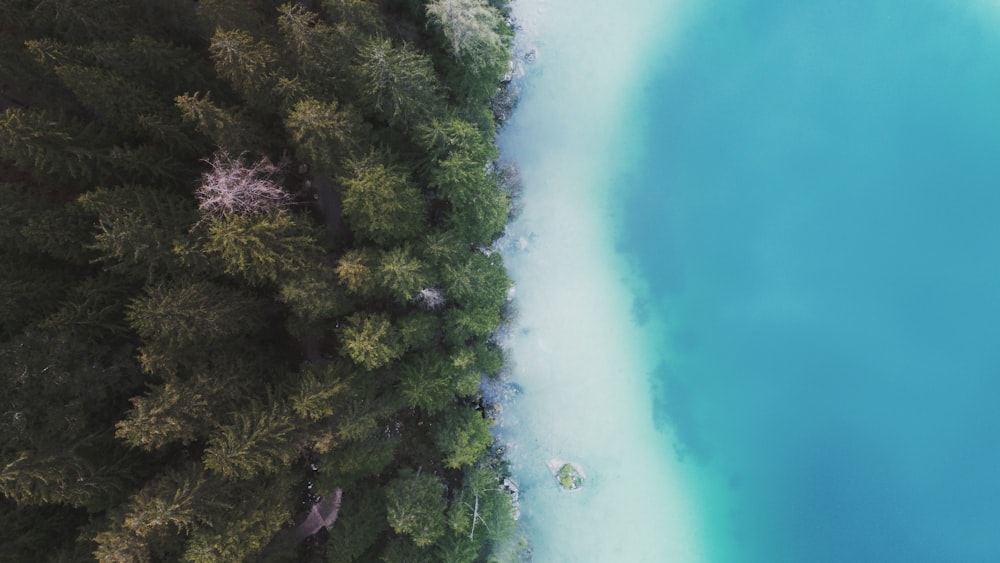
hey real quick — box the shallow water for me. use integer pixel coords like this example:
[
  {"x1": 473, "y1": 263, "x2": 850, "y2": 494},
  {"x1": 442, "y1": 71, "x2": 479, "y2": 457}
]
[{"x1": 502, "y1": 0, "x2": 1000, "y2": 561}]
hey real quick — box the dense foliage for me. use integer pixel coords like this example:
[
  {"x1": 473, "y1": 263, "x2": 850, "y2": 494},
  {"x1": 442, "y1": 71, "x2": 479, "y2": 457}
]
[{"x1": 0, "y1": 0, "x2": 522, "y2": 560}]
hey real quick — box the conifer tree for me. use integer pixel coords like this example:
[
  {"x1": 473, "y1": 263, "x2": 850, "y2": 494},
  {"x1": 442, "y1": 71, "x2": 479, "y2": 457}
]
[
  {"x1": 335, "y1": 247, "x2": 379, "y2": 298},
  {"x1": 284, "y1": 97, "x2": 363, "y2": 174},
  {"x1": 385, "y1": 470, "x2": 448, "y2": 547},
  {"x1": 376, "y1": 245, "x2": 431, "y2": 304},
  {"x1": 78, "y1": 185, "x2": 197, "y2": 280},
  {"x1": 338, "y1": 312, "x2": 405, "y2": 370},
  {"x1": 433, "y1": 406, "x2": 493, "y2": 469},
  {"x1": 52, "y1": 64, "x2": 178, "y2": 138},
  {"x1": 209, "y1": 28, "x2": 283, "y2": 108},
  {"x1": 425, "y1": 0, "x2": 512, "y2": 102},
  {"x1": 278, "y1": 264, "x2": 347, "y2": 322},
  {"x1": 126, "y1": 281, "x2": 265, "y2": 353},
  {"x1": 355, "y1": 38, "x2": 440, "y2": 127},
  {"x1": 175, "y1": 92, "x2": 263, "y2": 153},
  {"x1": 89, "y1": 35, "x2": 212, "y2": 94},
  {"x1": 399, "y1": 353, "x2": 456, "y2": 415},
  {"x1": 276, "y1": 3, "x2": 351, "y2": 95},
  {"x1": 120, "y1": 465, "x2": 212, "y2": 539},
  {"x1": 0, "y1": 108, "x2": 111, "y2": 186},
  {"x1": 199, "y1": 210, "x2": 320, "y2": 285},
  {"x1": 115, "y1": 380, "x2": 216, "y2": 451},
  {"x1": 340, "y1": 156, "x2": 426, "y2": 246},
  {"x1": 203, "y1": 403, "x2": 300, "y2": 480}
]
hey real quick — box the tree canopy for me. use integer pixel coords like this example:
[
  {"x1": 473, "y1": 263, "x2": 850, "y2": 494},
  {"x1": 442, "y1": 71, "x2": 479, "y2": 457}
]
[{"x1": 0, "y1": 0, "x2": 522, "y2": 560}]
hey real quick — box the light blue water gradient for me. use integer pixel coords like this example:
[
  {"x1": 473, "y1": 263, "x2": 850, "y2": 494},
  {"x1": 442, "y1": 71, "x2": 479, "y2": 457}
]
[{"x1": 623, "y1": 1, "x2": 1000, "y2": 561}]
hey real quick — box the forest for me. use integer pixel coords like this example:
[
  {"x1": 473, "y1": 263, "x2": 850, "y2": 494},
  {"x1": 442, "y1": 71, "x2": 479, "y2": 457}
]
[{"x1": 0, "y1": 0, "x2": 522, "y2": 560}]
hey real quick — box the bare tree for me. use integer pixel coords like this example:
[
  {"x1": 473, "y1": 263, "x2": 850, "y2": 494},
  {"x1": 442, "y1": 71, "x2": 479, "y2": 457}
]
[{"x1": 195, "y1": 151, "x2": 291, "y2": 217}]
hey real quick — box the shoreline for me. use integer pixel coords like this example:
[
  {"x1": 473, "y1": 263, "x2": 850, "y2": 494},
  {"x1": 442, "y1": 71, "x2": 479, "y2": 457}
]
[{"x1": 495, "y1": 0, "x2": 703, "y2": 560}]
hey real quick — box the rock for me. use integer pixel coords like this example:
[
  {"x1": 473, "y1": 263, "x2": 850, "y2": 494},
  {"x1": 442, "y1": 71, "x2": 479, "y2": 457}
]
[{"x1": 547, "y1": 459, "x2": 585, "y2": 491}]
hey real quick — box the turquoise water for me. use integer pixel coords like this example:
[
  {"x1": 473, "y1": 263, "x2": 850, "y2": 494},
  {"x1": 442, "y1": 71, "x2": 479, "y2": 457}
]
[{"x1": 623, "y1": 1, "x2": 1000, "y2": 561}]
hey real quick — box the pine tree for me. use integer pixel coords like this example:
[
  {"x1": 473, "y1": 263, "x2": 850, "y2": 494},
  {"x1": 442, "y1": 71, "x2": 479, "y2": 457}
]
[
  {"x1": 115, "y1": 380, "x2": 216, "y2": 451},
  {"x1": 441, "y1": 252, "x2": 511, "y2": 309},
  {"x1": 340, "y1": 156, "x2": 426, "y2": 246},
  {"x1": 78, "y1": 185, "x2": 197, "y2": 280},
  {"x1": 0, "y1": 449, "x2": 126, "y2": 509},
  {"x1": 199, "y1": 210, "x2": 319, "y2": 285},
  {"x1": 355, "y1": 38, "x2": 440, "y2": 127},
  {"x1": 120, "y1": 465, "x2": 212, "y2": 538},
  {"x1": 88, "y1": 35, "x2": 212, "y2": 94},
  {"x1": 425, "y1": 0, "x2": 511, "y2": 103},
  {"x1": 175, "y1": 92, "x2": 264, "y2": 153},
  {"x1": 335, "y1": 247, "x2": 378, "y2": 298},
  {"x1": 209, "y1": 28, "x2": 282, "y2": 108},
  {"x1": 284, "y1": 97, "x2": 364, "y2": 175},
  {"x1": 338, "y1": 312, "x2": 405, "y2": 370},
  {"x1": 289, "y1": 364, "x2": 350, "y2": 422},
  {"x1": 276, "y1": 3, "x2": 351, "y2": 95},
  {"x1": 0, "y1": 108, "x2": 111, "y2": 186},
  {"x1": 399, "y1": 353, "x2": 455, "y2": 415},
  {"x1": 376, "y1": 245, "x2": 431, "y2": 304},
  {"x1": 126, "y1": 281, "x2": 265, "y2": 352},
  {"x1": 278, "y1": 264, "x2": 348, "y2": 322},
  {"x1": 433, "y1": 406, "x2": 493, "y2": 469},
  {"x1": 324, "y1": 485, "x2": 387, "y2": 563},
  {"x1": 203, "y1": 403, "x2": 300, "y2": 480},
  {"x1": 415, "y1": 116, "x2": 497, "y2": 165},
  {"x1": 52, "y1": 64, "x2": 178, "y2": 138},
  {"x1": 384, "y1": 470, "x2": 448, "y2": 547}
]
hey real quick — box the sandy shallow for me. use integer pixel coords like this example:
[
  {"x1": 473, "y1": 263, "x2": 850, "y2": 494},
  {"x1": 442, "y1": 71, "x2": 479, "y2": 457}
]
[{"x1": 497, "y1": 0, "x2": 703, "y2": 560}]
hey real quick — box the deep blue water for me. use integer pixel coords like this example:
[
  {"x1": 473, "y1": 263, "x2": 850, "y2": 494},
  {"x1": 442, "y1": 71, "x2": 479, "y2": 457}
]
[{"x1": 623, "y1": 1, "x2": 1000, "y2": 561}]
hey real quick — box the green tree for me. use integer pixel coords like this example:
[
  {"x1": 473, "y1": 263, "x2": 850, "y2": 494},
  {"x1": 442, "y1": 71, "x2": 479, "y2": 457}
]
[
  {"x1": 52, "y1": 64, "x2": 179, "y2": 139},
  {"x1": 376, "y1": 245, "x2": 430, "y2": 304},
  {"x1": 385, "y1": 470, "x2": 447, "y2": 547},
  {"x1": 0, "y1": 448, "x2": 130, "y2": 511},
  {"x1": 335, "y1": 247, "x2": 378, "y2": 298},
  {"x1": 198, "y1": 210, "x2": 320, "y2": 285},
  {"x1": 0, "y1": 108, "x2": 111, "y2": 186},
  {"x1": 284, "y1": 97, "x2": 363, "y2": 174},
  {"x1": 209, "y1": 28, "x2": 282, "y2": 108},
  {"x1": 434, "y1": 406, "x2": 493, "y2": 469},
  {"x1": 355, "y1": 38, "x2": 439, "y2": 127},
  {"x1": 89, "y1": 35, "x2": 212, "y2": 94},
  {"x1": 399, "y1": 353, "x2": 455, "y2": 415},
  {"x1": 340, "y1": 156, "x2": 426, "y2": 246},
  {"x1": 115, "y1": 380, "x2": 216, "y2": 451},
  {"x1": 441, "y1": 252, "x2": 511, "y2": 309},
  {"x1": 276, "y1": 3, "x2": 351, "y2": 95},
  {"x1": 175, "y1": 91, "x2": 263, "y2": 153},
  {"x1": 338, "y1": 312, "x2": 404, "y2": 370},
  {"x1": 120, "y1": 465, "x2": 212, "y2": 538},
  {"x1": 126, "y1": 281, "x2": 265, "y2": 352},
  {"x1": 415, "y1": 116, "x2": 496, "y2": 165},
  {"x1": 324, "y1": 485, "x2": 387, "y2": 563},
  {"x1": 278, "y1": 264, "x2": 348, "y2": 322},
  {"x1": 447, "y1": 464, "x2": 515, "y2": 543},
  {"x1": 203, "y1": 403, "x2": 300, "y2": 480},
  {"x1": 78, "y1": 185, "x2": 197, "y2": 280},
  {"x1": 425, "y1": 0, "x2": 511, "y2": 102},
  {"x1": 289, "y1": 364, "x2": 349, "y2": 422}
]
